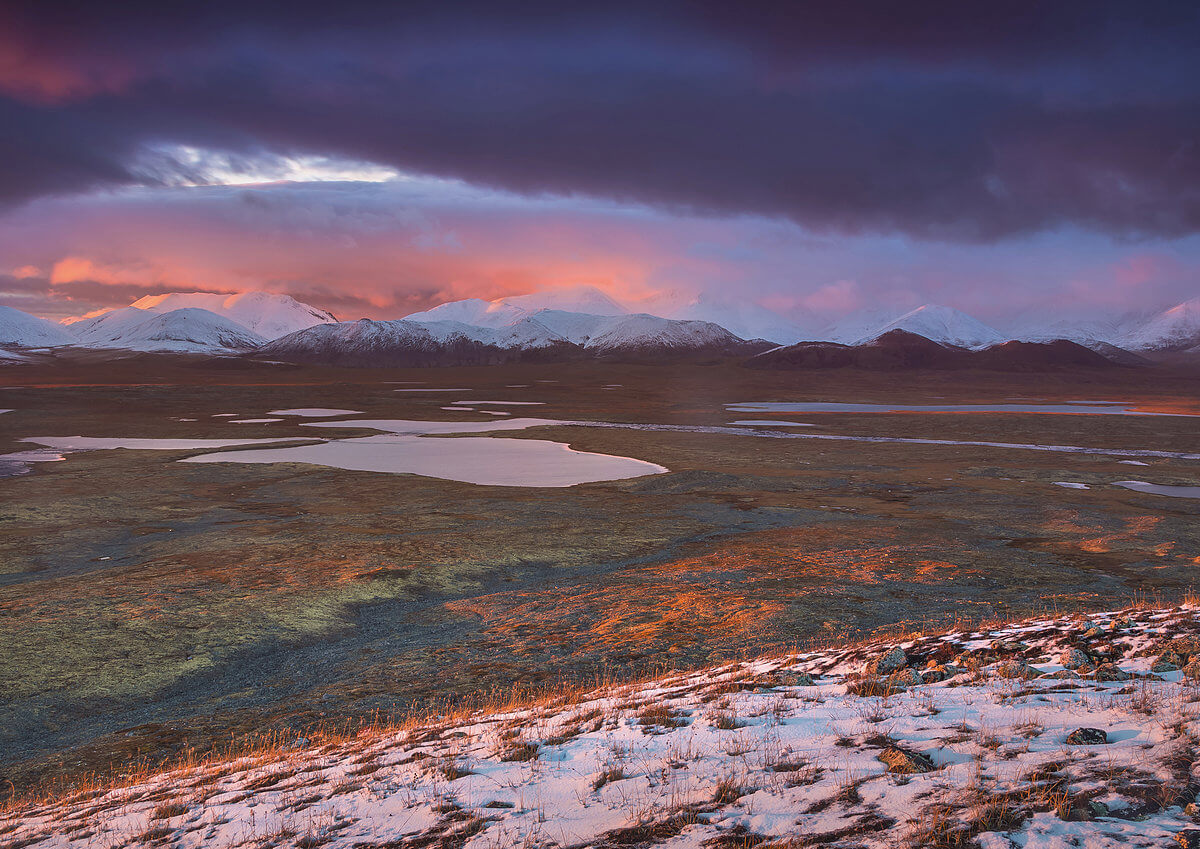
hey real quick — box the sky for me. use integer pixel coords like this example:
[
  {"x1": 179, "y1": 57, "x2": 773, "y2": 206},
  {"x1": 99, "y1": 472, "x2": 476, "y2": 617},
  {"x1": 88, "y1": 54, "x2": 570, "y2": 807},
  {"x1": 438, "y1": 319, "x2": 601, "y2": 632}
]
[{"x1": 1, "y1": 1, "x2": 1198, "y2": 327}]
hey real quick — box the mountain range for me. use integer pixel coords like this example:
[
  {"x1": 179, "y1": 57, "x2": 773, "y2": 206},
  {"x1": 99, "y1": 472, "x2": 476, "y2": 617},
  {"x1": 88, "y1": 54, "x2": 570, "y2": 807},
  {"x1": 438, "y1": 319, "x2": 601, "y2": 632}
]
[{"x1": 1, "y1": 285, "x2": 1198, "y2": 365}]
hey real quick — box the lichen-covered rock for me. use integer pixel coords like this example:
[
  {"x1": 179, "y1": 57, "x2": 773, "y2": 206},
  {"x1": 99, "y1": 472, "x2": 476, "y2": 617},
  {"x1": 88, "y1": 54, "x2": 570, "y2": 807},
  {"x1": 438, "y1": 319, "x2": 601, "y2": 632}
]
[
  {"x1": 1065, "y1": 727, "x2": 1108, "y2": 745},
  {"x1": 887, "y1": 668, "x2": 924, "y2": 688},
  {"x1": 1176, "y1": 828, "x2": 1200, "y2": 848},
  {"x1": 1060, "y1": 647, "x2": 1090, "y2": 669},
  {"x1": 1153, "y1": 659, "x2": 1181, "y2": 673},
  {"x1": 865, "y1": 646, "x2": 908, "y2": 676},
  {"x1": 1043, "y1": 669, "x2": 1080, "y2": 679},
  {"x1": 995, "y1": 660, "x2": 1038, "y2": 680},
  {"x1": 776, "y1": 671, "x2": 815, "y2": 687},
  {"x1": 920, "y1": 664, "x2": 957, "y2": 683},
  {"x1": 1093, "y1": 663, "x2": 1131, "y2": 682},
  {"x1": 877, "y1": 746, "x2": 935, "y2": 774}
]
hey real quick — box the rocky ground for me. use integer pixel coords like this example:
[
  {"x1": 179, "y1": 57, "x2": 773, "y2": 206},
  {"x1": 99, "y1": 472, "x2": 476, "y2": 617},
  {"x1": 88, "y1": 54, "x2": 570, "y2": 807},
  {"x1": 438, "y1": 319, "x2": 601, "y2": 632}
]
[{"x1": 8, "y1": 603, "x2": 1200, "y2": 847}]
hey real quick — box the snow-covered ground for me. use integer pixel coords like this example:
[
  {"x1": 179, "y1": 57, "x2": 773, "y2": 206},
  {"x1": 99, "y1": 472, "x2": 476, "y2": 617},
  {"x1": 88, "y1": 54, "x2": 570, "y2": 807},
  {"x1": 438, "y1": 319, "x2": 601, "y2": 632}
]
[{"x1": 9, "y1": 604, "x2": 1200, "y2": 848}]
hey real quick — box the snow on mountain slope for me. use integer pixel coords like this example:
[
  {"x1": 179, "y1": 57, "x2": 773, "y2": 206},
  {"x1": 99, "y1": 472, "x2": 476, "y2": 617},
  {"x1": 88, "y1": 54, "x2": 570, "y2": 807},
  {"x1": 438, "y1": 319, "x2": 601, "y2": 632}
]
[
  {"x1": 71, "y1": 307, "x2": 267, "y2": 352},
  {"x1": 123, "y1": 292, "x2": 337, "y2": 339},
  {"x1": 585, "y1": 313, "x2": 742, "y2": 351},
  {"x1": 258, "y1": 319, "x2": 563, "y2": 367},
  {"x1": 418, "y1": 317, "x2": 566, "y2": 349},
  {"x1": 855, "y1": 304, "x2": 1006, "y2": 349},
  {"x1": 402, "y1": 298, "x2": 527, "y2": 328},
  {"x1": 1009, "y1": 316, "x2": 1125, "y2": 346},
  {"x1": 517, "y1": 310, "x2": 746, "y2": 351},
  {"x1": 405, "y1": 286, "x2": 630, "y2": 328},
  {"x1": 638, "y1": 293, "x2": 813, "y2": 344},
  {"x1": 499, "y1": 284, "x2": 629, "y2": 316},
  {"x1": 0, "y1": 305, "x2": 77, "y2": 347},
  {"x1": 1118, "y1": 296, "x2": 1200, "y2": 351}
]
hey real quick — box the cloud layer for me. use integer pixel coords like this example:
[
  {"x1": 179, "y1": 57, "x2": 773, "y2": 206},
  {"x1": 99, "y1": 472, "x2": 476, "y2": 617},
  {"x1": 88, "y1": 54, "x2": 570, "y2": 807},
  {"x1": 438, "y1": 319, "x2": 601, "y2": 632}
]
[{"x1": 2, "y1": 2, "x2": 1198, "y2": 239}]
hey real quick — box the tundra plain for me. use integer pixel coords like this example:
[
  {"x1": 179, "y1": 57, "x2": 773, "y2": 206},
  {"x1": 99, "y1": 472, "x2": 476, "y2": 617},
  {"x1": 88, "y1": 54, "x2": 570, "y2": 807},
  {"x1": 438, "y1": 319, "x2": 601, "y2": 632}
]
[{"x1": 2, "y1": 356, "x2": 1199, "y2": 798}]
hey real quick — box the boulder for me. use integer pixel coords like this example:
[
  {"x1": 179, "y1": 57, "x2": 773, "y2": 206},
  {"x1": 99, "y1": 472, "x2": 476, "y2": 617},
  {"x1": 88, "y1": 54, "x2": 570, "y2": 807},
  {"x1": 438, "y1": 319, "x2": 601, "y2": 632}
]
[
  {"x1": 865, "y1": 646, "x2": 908, "y2": 676},
  {"x1": 1065, "y1": 727, "x2": 1108, "y2": 745},
  {"x1": 1060, "y1": 647, "x2": 1090, "y2": 669},
  {"x1": 995, "y1": 660, "x2": 1038, "y2": 680},
  {"x1": 777, "y1": 671, "x2": 815, "y2": 687},
  {"x1": 888, "y1": 668, "x2": 924, "y2": 688},
  {"x1": 1093, "y1": 663, "x2": 1131, "y2": 682},
  {"x1": 877, "y1": 746, "x2": 935, "y2": 774},
  {"x1": 1176, "y1": 829, "x2": 1200, "y2": 848}
]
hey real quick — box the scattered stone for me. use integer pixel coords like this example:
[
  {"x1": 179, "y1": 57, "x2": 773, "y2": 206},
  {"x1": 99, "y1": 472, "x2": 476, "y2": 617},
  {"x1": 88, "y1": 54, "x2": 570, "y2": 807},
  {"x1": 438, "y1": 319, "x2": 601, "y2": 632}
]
[
  {"x1": 995, "y1": 660, "x2": 1038, "y2": 680},
  {"x1": 990, "y1": 639, "x2": 1029, "y2": 653},
  {"x1": 877, "y1": 746, "x2": 935, "y2": 774},
  {"x1": 1153, "y1": 659, "x2": 1181, "y2": 673},
  {"x1": 1185, "y1": 660, "x2": 1200, "y2": 681},
  {"x1": 921, "y1": 665, "x2": 951, "y2": 683},
  {"x1": 866, "y1": 646, "x2": 908, "y2": 676},
  {"x1": 1160, "y1": 650, "x2": 1185, "y2": 667},
  {"x1": 1176, "y1": 829, "x2": 1200, "y2": 849},
  {"x1": 1043, "y1": 669, "x2": 1080, "y2": 679},
  {"x1": 777, "y1": 671, "x2": 815, "y2": 687},
  {"x1": 1060, "y1": 647, "x2": 1090, "y2": 669},
  {"x1": 888, "y1": 668, "x2": 924, "y2": 688},
  {"x1": 1064, "y1": 727, "x2": 1108, "y2": 745},
  {"x1": 1185, "y1": 802, "x2": 1200, "y2": 819},
  {"x1": 1093, "y1": 663, "x2": 1131, "y2": 682}
]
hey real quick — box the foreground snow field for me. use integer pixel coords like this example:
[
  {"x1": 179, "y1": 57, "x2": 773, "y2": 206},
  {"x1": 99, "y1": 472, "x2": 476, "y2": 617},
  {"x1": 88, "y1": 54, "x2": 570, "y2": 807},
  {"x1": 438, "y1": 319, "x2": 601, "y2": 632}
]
[{"x1": 9, "y1": 604, "x2": 1200, "y2": 847}]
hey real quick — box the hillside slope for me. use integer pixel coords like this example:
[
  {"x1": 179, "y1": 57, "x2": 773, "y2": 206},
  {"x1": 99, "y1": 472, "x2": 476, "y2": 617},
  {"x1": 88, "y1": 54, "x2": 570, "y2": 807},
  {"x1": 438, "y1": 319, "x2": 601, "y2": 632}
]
[{"x1": 8, "y1": 604, "x2": 1200, "y2": 848}]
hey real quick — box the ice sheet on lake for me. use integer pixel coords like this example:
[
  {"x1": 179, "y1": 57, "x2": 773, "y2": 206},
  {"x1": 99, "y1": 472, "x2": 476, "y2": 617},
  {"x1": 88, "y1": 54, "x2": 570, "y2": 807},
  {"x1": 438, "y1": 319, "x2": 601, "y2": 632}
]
[
  {"x1": 727, "y1": 420, "x2": 817, "y2": 427},
  {"x1": 230, "y1": 418, "x2": 284, "y2": 423},
  {"x1": 1114, "y1": 480, "x2": 1200, "y2": 499},
  {"x1": 268, "y1": 408, "x2": 363, "y2": 417},
  {"x1": 301, "y1": 417, "x2": 563, "y2": 435},
  {"x1": 727, "y1": 401, "x2": 1198, "y2": 417},
  {"x1": 1054, "y1": 482, "x2": 1090, "y2": 489},
  {"x1": 183, "y1": 432, "x2": 667, "y2": 487},
  {"x1": 1, "y1": 436, "x2": 309, "y2": 478},
  {"x1": 573, "y1": 421, "x2": 1200, "y2": 462}
]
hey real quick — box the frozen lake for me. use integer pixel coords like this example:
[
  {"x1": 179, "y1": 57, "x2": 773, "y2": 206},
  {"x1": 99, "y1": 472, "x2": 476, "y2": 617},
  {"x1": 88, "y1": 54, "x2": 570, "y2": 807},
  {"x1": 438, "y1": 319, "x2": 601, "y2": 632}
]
[
  {"x1": 184, "y1": 418, "x2": 667, "y2": 487},
  {"x1": 1115, "y1": 480, "x2": 1200, "y2": 499},
  {"x1": 727, "y1": 401, "x2": 1197, "y2": 416}
]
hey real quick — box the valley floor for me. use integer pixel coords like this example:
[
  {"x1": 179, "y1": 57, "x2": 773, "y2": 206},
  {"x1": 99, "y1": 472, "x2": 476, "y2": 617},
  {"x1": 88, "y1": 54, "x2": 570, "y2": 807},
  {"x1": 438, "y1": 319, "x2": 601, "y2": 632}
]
[{"x1": 2, "y1": 358, "x2": 1199, "y2": 809}]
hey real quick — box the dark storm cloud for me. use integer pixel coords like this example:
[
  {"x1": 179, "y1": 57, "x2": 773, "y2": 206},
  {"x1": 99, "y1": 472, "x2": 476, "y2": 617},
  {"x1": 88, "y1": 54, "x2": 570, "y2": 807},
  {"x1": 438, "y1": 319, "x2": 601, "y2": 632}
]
[{"x1": 1, "y1": 1, "x2": 1198, "y2": 239}]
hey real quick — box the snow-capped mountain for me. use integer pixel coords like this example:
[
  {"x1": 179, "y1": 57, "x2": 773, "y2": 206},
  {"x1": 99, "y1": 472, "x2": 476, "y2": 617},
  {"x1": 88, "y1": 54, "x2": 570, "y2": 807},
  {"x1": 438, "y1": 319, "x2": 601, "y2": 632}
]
[
  {"x1": 579, "y1": 313, "x2": 742, "y2": 352},
  {"x1": 403, "y1": 285, "x2": 630, "y2": 328},
  {"x1": 852, "y1": 304, "x2": 1007, "y2": 349},
  {"x1": 260, "y1": 310, "x2": 758, "y2": 367},
  {"x1": 417, "y1": 317, "x2": 566, "y2": 349},
  {"x1": 257, "y1": 319, "x2": 570, "y2": 367},
  {"x1": 70, "y1": 307, "x2": 267, "y2": 352},
  {"x1": 635, "y1": 292, "x2": 813, "y2": 344},
  {"x1": 1117, "y1": 297, "x2": 1200, "y2": 351},
  {"x1": 402, "y1": 298, "x2": 527, "y2": 328},
  {"x1": 0, "y1": 305, "x2": 77, "y2": 347},
  {"x1": 116, "y1": 292, "x2": 338, "y2": 340}
]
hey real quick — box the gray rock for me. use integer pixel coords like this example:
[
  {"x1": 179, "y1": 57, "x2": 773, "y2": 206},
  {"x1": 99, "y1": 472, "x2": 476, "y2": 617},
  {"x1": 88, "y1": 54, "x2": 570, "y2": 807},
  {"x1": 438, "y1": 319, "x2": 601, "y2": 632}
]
[
  {"x1": 1176, "y1": 828, "x2": 1200, "y2": 848},
  {"x1": 866, "y1": 646, "x2": 908, "y2": 676},
  {"x1": 1093, "y1": 663, "x2": 1131, "y2": 682},
  {"x1": 878, "y1": 746, "x2": 935, "y2": 774},
  {"x1": 1064, "y1": 727, "x2": 1108, "y2": 745},
  {"x1": 888, "y1": 668, "x2": 924, "y2": 688},
  {"x1": 995, "y1": 660, "x2": 1038, "y2": 680},
  {"x1": 777, "y1": 671, "x2": 815, "y2": 687},
  {"x1": 1061, "y1": 647, "x2": 1090, "y2": 670}
]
